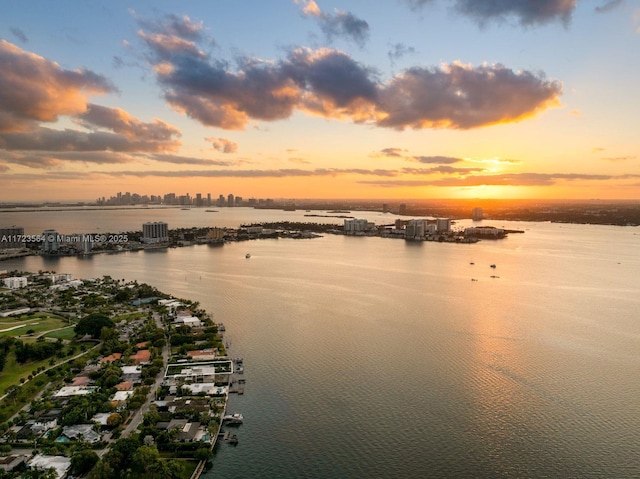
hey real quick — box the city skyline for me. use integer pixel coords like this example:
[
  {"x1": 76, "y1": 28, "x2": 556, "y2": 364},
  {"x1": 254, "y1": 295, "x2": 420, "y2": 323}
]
[{"x1": 1, "y1": 1, "x2": 639, "y2": 201}]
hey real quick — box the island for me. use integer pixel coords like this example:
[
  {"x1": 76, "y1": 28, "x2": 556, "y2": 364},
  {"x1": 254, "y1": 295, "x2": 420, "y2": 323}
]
[{"x1": 0, "y1": 271, "x2": 239, "y2": 479}]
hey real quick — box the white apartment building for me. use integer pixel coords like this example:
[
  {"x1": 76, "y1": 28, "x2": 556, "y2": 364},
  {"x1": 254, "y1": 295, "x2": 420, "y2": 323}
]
[{"x1": 2, "y1": 276, "x2": 27, "y2": 289}]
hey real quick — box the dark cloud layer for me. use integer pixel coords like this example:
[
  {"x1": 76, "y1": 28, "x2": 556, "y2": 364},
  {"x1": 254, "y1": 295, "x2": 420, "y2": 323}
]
[
  {"x1": 0, "y1": 125, "x2": 179, "y2": 153},
  {"x1": 378, "y1": 63, "x2": 561, "y2": 129},
  {"x1": 388, "y1": 43, "x2": 416, "y2": 66},
  {"x1": 595, "y1": 0, "x2": 623, "y2": 13},
  {"x1": 148, "y1": 153, "x2": 230, "y2": 166},
  {"x1": 10, "y1": 27, "x2": 28, "y2": 43},
  {"x1": 404, "y1": 0, "x2": 577, "y2": 26},
  {"x1": 414, "y1": 155, "x2": 463, "y2": 164},
  {"x1": 2, "y1": 150, "x2": 135, "y2": 169},
  {"x1": 297, "y1": 0, "x2": 370, "y2": 47},
  {"x1": 138, "y1": 15, "x2": 561, "y2": 131}
]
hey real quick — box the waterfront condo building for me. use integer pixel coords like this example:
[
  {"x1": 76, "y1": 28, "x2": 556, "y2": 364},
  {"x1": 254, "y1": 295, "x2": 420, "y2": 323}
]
[
  {"x1": 405, "y1": 219, "x2": 427, "y2": 240},
  {"x1": 343, "y1": 218, "x2": 375, "y2": 235},
  {"x1": 436, "y1": 218, "x2": 452, "y2": 233},
  {"x1": 0, "y1": 226, "x2": 24, "y2": 249},
  {"x1": 41, "y1": 229, "x2": 59, "y2": 253},
  {"x1": 142, "y1": 221, "x2": 169, "y2": 244}
]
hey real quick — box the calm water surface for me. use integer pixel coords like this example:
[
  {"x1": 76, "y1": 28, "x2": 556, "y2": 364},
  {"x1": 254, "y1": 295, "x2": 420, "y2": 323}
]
[{"x1": 2, "y1": 210, "x2": 640, "y2": 478}]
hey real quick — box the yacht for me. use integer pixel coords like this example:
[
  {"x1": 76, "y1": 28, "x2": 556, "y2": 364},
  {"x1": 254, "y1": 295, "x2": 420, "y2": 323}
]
[{"x1": 223, "y1": 413, "x2": 244, "y2": 425}]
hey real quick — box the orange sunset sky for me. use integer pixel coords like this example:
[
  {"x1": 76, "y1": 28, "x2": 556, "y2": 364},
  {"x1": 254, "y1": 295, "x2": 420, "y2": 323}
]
[{"x1": 0, "y1": 0, "x2": 639, "y2": 202}]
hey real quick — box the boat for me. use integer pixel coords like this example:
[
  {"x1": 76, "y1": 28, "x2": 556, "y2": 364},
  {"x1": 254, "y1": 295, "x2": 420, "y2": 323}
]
[
  {"x1": 245, "y1": 253, "x2": 251, "y2": 258},
  {"x1": 228, "y1": 434, "x2": 239, "y2": 445},
  {"x1": 223, "y1": 413, "x2": 244, "y2": 425}
]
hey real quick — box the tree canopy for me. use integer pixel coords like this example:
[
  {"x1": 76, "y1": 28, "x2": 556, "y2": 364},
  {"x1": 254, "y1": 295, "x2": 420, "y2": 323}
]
[{"x1": 74, "y1": 313, "x2": 114, "y2": 339}]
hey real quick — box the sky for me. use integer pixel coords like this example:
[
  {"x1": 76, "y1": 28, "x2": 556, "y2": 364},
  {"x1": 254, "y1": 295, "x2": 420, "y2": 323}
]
[{"x1": 0, "y1": 0, "x2": 639, "y2": 202}]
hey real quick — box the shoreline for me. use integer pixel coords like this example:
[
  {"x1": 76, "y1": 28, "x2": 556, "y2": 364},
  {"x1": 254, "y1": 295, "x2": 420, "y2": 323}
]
[{"x1": 0, "y1": 272, "x2": 238, "y2": 478}]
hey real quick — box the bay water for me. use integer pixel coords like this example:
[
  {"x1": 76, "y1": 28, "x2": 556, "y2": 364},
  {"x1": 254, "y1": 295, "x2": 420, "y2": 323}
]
[{"x1": 2, "y1": 208, "x2": 640, "y2": 477}]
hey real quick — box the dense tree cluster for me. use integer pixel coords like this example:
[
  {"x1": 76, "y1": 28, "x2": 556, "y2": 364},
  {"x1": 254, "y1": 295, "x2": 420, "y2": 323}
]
[
  {"x1": 74, "y1": 314, "x2": 114, "y2": 339},
  {"x1": 89, "y1": 437, "x2": 183, "y2": 479},
  {"x1": 14, "y1": 339, "x2": 64, "y2": 364}
]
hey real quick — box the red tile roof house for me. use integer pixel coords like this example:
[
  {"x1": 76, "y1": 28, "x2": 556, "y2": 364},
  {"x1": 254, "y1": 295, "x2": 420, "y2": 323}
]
[
  {"x1": 115, "y1": 381, "x2": 133, "y2": 391},
  {"x1": 187, "y1": 349, "x2": 217, "y2": 361},
  {"x1": 99, "y1": 353, "x2": 122, "y2": 364},
  {"x1": 130, "y1": 349, "x2": 151, "y2": 365}
]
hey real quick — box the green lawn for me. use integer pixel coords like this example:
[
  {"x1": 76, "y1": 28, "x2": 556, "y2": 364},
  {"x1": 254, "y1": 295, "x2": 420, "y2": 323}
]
[
  {"x1": 115, "y1": 312, "x2": 147, "y2": 323},
  {"x1": 177, "y1": 459, "x2": 199, "y2": 479},
  {"x1": 0, "y1": 351, "x2": 52, "y2": 394},
  {"x1": 43, "y1": 326, "x2": 76, "y2": 340},
  {"x1": 0, "y1": 317, "x2": 70, "y2": 338}
]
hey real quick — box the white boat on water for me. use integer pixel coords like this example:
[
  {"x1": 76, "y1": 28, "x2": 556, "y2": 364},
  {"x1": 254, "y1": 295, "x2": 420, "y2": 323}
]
[{"x1": 223, "y1": 413, "x2": 244, "y2": 424}]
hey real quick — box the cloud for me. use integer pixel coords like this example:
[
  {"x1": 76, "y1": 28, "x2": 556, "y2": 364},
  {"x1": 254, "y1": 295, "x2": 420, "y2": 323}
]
[
  {"x1": 358, "y1": 172, "x2": 640, "y2": 187},
  {"x1": 136, "y1": 16, "x2": 561, "y2": 131},
  {"x1": 147, "y1": 153, "x2": 231, "y2": 166},
  {"x1": 0, "y1": 41, "x2": 181, "y2": 154},
  {"x1": 206, "y1": 137, "x2": 238, "y2": 153},
  {"x1": 3, "y1": 153, "x2": 60, "y2": 169},
  {"x1": 404, "y1": 0, "x2": 577, "y2": 26},
  {"x1": 295, "y1": 0, "x2": 370, "y2": 47},
  {"x1": 0, "y1": 163, "x2": 9, "y2": 172},
  {"x1": 10, "y1": 27, "x2": 28, "y2": 43},
  {"x1": 388, "y1": 43, "x2": 416, "y2": 65},
  {"x1": 375, "y1": 147, "x2": 407, "y2": 158},
  {"x1": 378, "y1": 62, "x2": 562, "y2": 129},
  {"x1": 0, "y1": 123, "x2": 180, "y2": 153},
  {"x1": 99, "y1": 167, "x2": 401, "y2": 178},
  {"x1": 76, "y1": 103, "x2": 181, "y2": 146},
  {"x1": 2, "y1": 150, "x2": 136, "y2": 169},
  {"x1": 595, "y1": 0, "x2": 623, "y2": 13},
  {"x1": 413, "y1": 155, "x2": 463, "y2": 164},
  {"x1": 0, "y1": 39, "x2": 117, "y2": 132},
  {"x1": 135, "y1": 13, "x2": 205, "y2": 41}
]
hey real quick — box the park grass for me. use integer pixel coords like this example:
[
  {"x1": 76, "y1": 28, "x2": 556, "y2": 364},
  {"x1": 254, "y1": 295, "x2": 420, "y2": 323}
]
[
  {"x1": 115, "y1": 311, "x2": 147, "y2": 323},
  {"x1": 43, "y1": 326, "x2": 76, "y2": 340},
  {"x1": 0, "y1": 317, "x2": 70, "y2": 338},
  {"x1": 0, "y1": 351, "x2": 52, "y2": 394}
]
